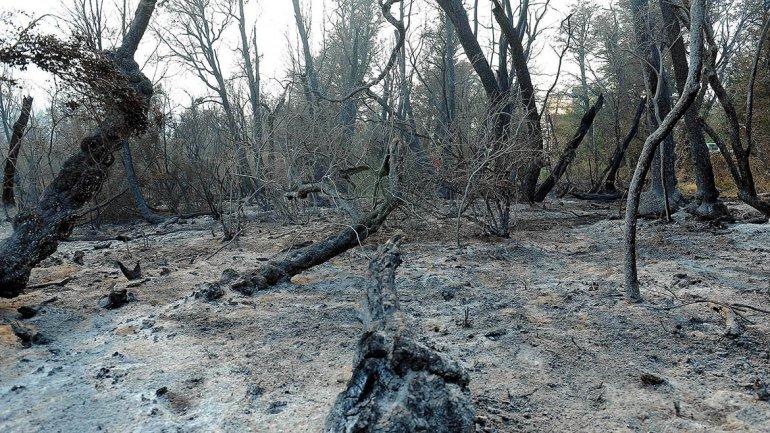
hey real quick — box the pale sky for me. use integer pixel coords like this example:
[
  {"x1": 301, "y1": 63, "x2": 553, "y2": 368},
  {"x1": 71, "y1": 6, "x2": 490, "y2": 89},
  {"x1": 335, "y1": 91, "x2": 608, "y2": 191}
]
[{"x1": 3, "y1": 0, "x2": 611, "y2": 108}]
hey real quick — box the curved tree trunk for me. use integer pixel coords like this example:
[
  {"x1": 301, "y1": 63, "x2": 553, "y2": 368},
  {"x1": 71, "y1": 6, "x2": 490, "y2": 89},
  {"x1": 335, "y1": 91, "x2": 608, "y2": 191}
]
[
  {"x1": 121, "y1": 140, "x2": 166, "y2": 224},
  {"x1": 0, "y1": 0, "x2": 158, "y2": 298},
  {"x1": 2, "y1": 96, "x2": 33, "y2": 207},
  {"x1": 625, "y1": 0, "x2": 704, "y2": 301},
  {"x1": 533, "y1": 94, "x2": 604, "y2": 202}
]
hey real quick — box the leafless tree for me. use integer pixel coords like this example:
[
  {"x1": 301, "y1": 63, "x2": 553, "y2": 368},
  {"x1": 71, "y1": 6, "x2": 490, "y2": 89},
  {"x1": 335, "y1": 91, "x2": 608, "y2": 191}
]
[
  {"x1": 2, "y1": 95, "x2": 33, "y2": 208},
  {"x1": 0, "y1": 0, "x2": 159, "y2": 297},
  {"x1": 624, "y1": 0, "x2": 706, "y2": 301},
  {"x1": 159, "y1": 0, "x2": 255, "y2": 195}
]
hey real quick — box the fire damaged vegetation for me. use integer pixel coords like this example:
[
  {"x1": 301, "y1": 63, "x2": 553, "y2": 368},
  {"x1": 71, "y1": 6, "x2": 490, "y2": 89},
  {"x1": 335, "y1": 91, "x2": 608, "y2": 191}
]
[
  {"x1": 1, "y1": 0, "x2": 770, "y2": 431},
  {"x1": 0, "y1": 1, "x2": 157, "y2": 296},
  {"x1": 325, "y1": 237, "x2": 475, "y2": 432},
  {"x1": 0, "y1": 19, "x2": 151, "y2": 133}
]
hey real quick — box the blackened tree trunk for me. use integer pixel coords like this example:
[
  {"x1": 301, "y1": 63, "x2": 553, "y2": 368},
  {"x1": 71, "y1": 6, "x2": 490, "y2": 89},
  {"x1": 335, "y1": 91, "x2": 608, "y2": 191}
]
[
  {"x1": 324, "y1": 237, "x2": 475, "y2": 432},
  {"x1": 2, "y1": 96, "x2": 33, "y2": 207},
  {"x1": 0, "y1": 0, "x2": 157, "y2": 298},
  {"x1": 630, "y1": 0, "x2": 685, "y2": 217},
  {"x1": 228, "y1": 198, "x2": 398, "y2": 295},
  {"x1": 700, "y1": 14, "x2": 770, "y2": 217},
  {"x1": 121, "y1": 141, "x2": 165, "y2": 224},
  {"x1": 533, "y1": 94, "x2": 604, "y2": 202},
  {"x1": 237, "y1": 0, "x2": 264, "y2": 202},
  {"x1": 625, "y1": 0, "x2": 704, "y2": 301},
  {"x1": 591, "y1": 96, "x2": 646, "y2": 194},
  {"x1": 291, "y1": 0, "x2": 321, "y2": 106},
  {"x1": 491, "y1": 0, "x2": 545, "y2": 202},
  {"x1": 659, "y1": 0, "x2": 726, "y2": 219}
]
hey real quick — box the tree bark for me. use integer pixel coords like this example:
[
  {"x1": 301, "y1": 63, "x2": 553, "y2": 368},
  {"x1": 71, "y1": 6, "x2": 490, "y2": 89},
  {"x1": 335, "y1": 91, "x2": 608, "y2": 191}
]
[
  {"x1": 324, "y1": 237, "x2": 475, "y2": 432},
  {"x1": 291, "y1": 0, "x2": 321, "y2": 106},
  {"x1": 2, "y1": 96, "x2": 33, "y2": 207},
  {"x1": 625, "y1": 0, "x2": 704, "y2": 301},
  {"x1": 121, "y1": 141, "x2": 165, "y2": 224},
  {"x1": 591, "y1": 96, "x2": 646, "y2": 194},
  {"x1": 227, "y1": 199, "x2": 398, "y2": 295},
  {"x1": 491, "y1": 0, "x2": 545, "y2": 202},
  {"x1": 702, "y1": 14, "x2": 770, "y2": 216},
  {"x1": 0, "y1": 0, "x2": 157, "y2": 298},
  {"x1": 659, "y1": 0, "x2": 726, "y2": 219},
  {"x1": 436, "y1": 0, "x2": 500, "y2": 100},
  {"x1": 237, "y1": 0, "x2": 264, "y2": 201},
  {"x1": 629, "y1": 0, "x2": 685, "y2": 217},
  {"x1": 533, "y1": 94, "x2": 604, "y2": 202}
]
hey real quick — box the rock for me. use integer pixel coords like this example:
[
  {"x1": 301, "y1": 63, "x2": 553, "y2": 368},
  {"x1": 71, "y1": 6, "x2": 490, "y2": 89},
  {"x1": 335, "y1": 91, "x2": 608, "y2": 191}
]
[
  {"x1": 93, "y1": 242, "x2": 112, "y2": 250},
  {"x1": 219, "y1": 268, "x2": 239, "y2": 284},
  {"x1": 10, "y1": 322, "x2": 48, "y2": 348},
  {"x1": 193, "y1": 283, "x2": 224, "y2": 301},
  {"x1": 99, "y1": 289, "x2": 135, "y2": 309},
  {"x1": 17, "y1": 306, "x2": 38, "y2": 319},
  {"x1": 73, "y1": 250, "x2": 85, "y2": 265},
  {"x1": 640, "y1": 372, "x2": 667, "y2": 386}
]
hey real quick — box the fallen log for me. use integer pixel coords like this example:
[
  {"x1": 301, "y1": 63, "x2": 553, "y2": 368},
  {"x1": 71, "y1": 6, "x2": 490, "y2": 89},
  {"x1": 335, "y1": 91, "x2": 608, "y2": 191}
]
[
  {"x1": 228, "y1": 199, "x2": 398, "y2": 295},
  {"x1": 324, "y1": 237, "x2": 475, "y2": 432}
]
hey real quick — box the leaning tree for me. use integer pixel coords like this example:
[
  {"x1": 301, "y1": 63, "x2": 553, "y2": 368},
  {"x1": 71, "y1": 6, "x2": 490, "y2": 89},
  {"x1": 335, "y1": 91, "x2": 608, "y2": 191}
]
[{"x1": 0, "y1": 0, "x2": 158, "y2": 298}]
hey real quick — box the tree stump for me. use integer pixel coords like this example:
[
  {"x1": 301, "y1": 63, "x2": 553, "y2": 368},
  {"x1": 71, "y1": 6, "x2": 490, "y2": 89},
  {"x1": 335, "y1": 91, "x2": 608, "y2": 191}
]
[{"x1": 324, "y1": 237, "x2": 475, "y2": 432}]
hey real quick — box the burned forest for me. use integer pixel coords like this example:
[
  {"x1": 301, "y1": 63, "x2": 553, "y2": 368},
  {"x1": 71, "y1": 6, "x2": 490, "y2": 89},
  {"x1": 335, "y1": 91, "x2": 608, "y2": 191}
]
[{"x1": 1, "y1": 0, "x2": 769, "y2": 431}]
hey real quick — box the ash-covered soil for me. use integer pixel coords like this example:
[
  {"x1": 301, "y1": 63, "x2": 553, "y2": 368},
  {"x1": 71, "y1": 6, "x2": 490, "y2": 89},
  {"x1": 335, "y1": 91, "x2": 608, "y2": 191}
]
[{"x1": 1, "y1": 199, "x2": 769, "y2": 432}]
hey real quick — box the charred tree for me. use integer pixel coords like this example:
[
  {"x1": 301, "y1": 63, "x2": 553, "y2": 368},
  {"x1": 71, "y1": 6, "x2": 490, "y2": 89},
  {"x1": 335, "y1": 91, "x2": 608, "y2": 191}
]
[
  {"x1": 625, "y1": 0, "x2": 704, "y2": 301},
  {"x1": 291, "y1": 0, "x2": 322, "y2": 107},
  {"x1": 324, "y1": 237, "x2": 475, "y2": 432},
  {"x1": 120, "y1": 141, "x2": 166, "y2": 224},
  {"x1": 438, "y1": 0, "x2": 594, "y2": 204},
  {"x1": 659, "y1": 0, "x2": 727, "y2": 219},
  {"x1": 701, "y1": 14, "x2": 770, "y2": 217},
  {"x1": 2, "y1": 95, "x2": 33, "y2": 207},
  {"x1": 491, "y1": 0, "x2": 547, "y2": 201},
  {"x1": 590, "y1": 96, "x2": 646, "y2": 195},
  {"x1": 629, "y1": 0, "x2": 686, "y2": 217},
  {"x1": 0, "y1": 0, "x2": 158, "y2": 298},
  {"x1": 533, "y1": 93, "x2": 604, "y2": 202},
  {"x1": 228, "y1": 198, "x2": 398, "y2": 295}
]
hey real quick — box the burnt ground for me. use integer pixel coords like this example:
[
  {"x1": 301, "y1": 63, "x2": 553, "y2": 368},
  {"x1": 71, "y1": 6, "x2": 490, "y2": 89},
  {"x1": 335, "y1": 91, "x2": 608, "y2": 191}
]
[{"x1": 1, "y1": 198, "x2": 769, "y2": 432}]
